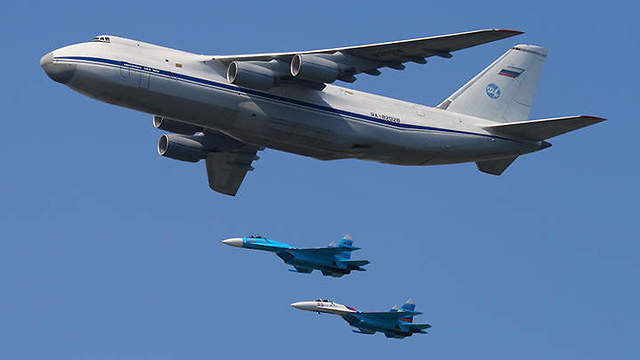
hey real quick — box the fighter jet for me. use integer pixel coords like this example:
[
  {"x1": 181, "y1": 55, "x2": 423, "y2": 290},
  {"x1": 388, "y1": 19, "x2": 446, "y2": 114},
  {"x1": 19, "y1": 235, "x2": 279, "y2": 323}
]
[
  {"x1": 291, "y1": 298, "x2": 430, "y2": 338},
  {"x1": 222, "y1": 235, "x2": 368, "y2": 277},
  {"x1": 41, "y1": 30, "x2": 605, "y2": 196}
]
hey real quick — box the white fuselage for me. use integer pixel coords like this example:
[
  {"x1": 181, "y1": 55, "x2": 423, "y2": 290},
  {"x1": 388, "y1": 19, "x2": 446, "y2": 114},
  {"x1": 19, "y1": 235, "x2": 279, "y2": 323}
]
[
  {"x1": 42, "y1": 36, "x2": 543, "y2": 165},
  {"x1": 290, "y1": 300, "x2": 356, "y2": 315}
]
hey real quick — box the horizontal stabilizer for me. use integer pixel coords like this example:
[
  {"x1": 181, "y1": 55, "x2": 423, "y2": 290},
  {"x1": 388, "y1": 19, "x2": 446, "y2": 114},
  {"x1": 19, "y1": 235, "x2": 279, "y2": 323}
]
[
  {"x1": 483, "y1": 115, "x2": 605, "y2": 141},
  {"x1": 405, "y1": 323, "x2": 432, "y2": 330},
  {"x1": 476, "y1": 155, "x2": 518, "y2": 175},
  {"x1": 342, "y1": 260, "x2": 370, "y2": 267},
  {"x1": 289, "y1": 266, "x2": 313, "y2": 274},
  {"x1": 353, "y1": 329, "x2": 376, "y2": 335}
]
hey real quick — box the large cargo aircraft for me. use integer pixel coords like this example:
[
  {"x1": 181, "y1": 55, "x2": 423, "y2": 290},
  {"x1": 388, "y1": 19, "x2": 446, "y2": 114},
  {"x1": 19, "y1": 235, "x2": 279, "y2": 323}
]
[{"x1": 41, "y1": 30, "x2": 604, "y2": 196}]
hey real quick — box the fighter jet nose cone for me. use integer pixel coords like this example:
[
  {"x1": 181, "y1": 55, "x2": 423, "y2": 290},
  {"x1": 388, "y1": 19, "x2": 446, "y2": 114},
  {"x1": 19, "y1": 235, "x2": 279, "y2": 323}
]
[
  {"x1": 40, "y1": 52, "x2": 76, "y2": 84},
  {"x1": 222, "y1": 238, "x2": 243, "y2": 247},
  {"x1": 290, "y1": 302, "x2": 304, "y2": 309},
  {"x1": 291, "y1": 301, "x2": 315, "y2": 311}
]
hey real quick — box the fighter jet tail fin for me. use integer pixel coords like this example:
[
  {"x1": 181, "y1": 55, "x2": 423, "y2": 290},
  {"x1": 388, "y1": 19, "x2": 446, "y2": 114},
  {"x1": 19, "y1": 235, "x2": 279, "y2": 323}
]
[
  {"x1": 439, "y1": 44, "x2": 547, "y2": 123},
  {"x1": 329, "y1": 235, "x2": 358, "y2": 260},
  {"x1": 391, "y1": 299, "x2": 418, "y2": 323}
]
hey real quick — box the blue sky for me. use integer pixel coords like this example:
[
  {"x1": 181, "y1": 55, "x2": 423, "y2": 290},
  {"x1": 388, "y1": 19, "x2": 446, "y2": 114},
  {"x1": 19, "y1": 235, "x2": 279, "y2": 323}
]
[{"x1": 1, "y1": 1, "x2": 638, "y2": 359}]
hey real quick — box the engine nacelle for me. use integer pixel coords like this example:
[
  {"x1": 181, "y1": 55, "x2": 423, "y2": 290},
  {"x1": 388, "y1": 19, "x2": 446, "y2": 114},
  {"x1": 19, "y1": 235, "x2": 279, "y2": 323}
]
[
  {"x1": 227, "y1": 60, "x2": 289, "y2": 90},
  {"x1": 153, "y1": 116, "x2": 201, "y2": 135},
  {"x1": 290, "y1": 54, "x2": 343, "y2": 83},
  {"x1": 157, "y1": 134, "x2": 214, "y2": 162}
]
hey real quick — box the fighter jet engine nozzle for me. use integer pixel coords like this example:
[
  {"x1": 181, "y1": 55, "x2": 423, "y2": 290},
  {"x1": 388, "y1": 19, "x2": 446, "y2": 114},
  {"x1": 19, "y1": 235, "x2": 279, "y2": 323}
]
[
  {"x1": 227, "y1": 60, "x2": 289, "y2": 90},
  {"x1": 153, "y1": 116, "x2": 202, "y2": 135},
  {"x1": 290, "y1": 54, "x2": 341, "y2": 84},
  {"x1": 157, "y1": 133, "x2": 216, "y2": 162}
]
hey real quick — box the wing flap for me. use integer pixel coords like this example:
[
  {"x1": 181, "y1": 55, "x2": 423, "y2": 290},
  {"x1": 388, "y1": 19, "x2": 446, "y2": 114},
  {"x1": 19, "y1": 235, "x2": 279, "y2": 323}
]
[{"x1": 483, "y1": 115, "x2": 606, "y2": 141}]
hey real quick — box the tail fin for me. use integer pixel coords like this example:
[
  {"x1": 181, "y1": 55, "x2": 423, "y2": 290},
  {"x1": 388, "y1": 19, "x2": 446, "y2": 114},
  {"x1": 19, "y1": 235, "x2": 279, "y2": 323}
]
[
  {"x1": 401, "y1": 299, "x2": 416, "y2": 312},
  {"x1": 329, "y1": 235, "x2": 354, "y2": 260},
  {"x1": 439, "y1": 44, "x2": 547, "y2": 122},
  {"x1": 392, "y1": 299, "x2": 417, "y2": 323}
]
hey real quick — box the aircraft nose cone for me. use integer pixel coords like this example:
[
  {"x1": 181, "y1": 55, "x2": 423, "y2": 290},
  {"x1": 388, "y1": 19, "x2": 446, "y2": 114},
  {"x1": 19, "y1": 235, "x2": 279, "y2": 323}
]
[
  {"x1": 40, "y1": 52, "x2": 76, "y2": 84},
  {"x1": 222, "y1": 238, "x2": 243, "y2": 247},
  {"x1": 290, "y1": 302, "x2": 306, "y2": 309},
  {"x1": 290, "y1": 301, "x2": 314, "y2": 311}
]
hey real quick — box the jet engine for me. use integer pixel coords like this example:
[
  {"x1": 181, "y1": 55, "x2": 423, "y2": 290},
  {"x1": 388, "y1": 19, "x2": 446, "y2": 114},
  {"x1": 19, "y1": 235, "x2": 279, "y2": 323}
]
[
  {"x1": 153, "y1": 116, "x2": 201, "y2": 135},
  {"x1": 227, "y1": 60, "x2": 289, "y2": 90},
  {"x1": 157, "y1": 133, "x2": 215, "y2": 162},
  {"x1": 290, "y1": 54, "x2": 343, "y2": 84}
]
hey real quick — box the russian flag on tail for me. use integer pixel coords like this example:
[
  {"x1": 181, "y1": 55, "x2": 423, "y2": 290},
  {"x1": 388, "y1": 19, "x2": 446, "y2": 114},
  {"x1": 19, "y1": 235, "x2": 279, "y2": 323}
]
[{"x1": 498, "y1": 66, "x2": 525, "y2": 78}]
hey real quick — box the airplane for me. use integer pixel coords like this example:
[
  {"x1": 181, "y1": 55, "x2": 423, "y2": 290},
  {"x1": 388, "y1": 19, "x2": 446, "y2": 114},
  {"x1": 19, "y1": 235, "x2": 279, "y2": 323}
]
[
  {"x1": 40, "y1": 30, "x2": 605, "y2": 196},
  {"x1": 291, "y1": 298, "x2": 430, "y2": 338},
  {"x1": 222, "y1": 235, "x2": 368, "y2": 277}
]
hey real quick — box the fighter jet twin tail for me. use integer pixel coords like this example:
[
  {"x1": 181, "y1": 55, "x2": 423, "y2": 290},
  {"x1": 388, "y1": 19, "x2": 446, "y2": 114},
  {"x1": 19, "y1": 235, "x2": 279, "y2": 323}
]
[{"x1": 223, "y1": 235, "x2": 429, "y2": 338}]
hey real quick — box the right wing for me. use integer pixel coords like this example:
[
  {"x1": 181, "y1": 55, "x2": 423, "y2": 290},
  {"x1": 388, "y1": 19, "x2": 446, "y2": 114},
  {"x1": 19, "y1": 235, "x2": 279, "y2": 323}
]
[
  {"x1": 359, "y1": 311, "x2": 422, "y2": 322},
  {"x1": 295, "y1": 247, "x2": 358, "y2": 257},
  {"x1": 207, "y1": 29, "x2": 522, "y2": 86}
]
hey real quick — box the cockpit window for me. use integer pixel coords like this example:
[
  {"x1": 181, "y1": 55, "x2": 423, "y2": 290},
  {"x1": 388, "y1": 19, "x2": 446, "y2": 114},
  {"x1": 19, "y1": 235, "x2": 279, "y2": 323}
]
[{"x1": 90, "y1": 35, "x2": 110, "y2": 43}]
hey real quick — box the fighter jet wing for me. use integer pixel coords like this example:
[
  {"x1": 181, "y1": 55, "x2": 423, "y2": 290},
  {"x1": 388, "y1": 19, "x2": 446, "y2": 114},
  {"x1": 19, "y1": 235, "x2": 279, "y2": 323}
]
[
  {"x1": 207, "y1": 29, "x2": 522, "y2": 84},
  {"x1": 204, "y1": 144, "x2": 261, "y2": 196},
  {"x1": 359, "y1": 311, "x2": 422, "y2": 322},
  {"x1": 295, "y1": 247, "x2": 359, "y2": 257}
]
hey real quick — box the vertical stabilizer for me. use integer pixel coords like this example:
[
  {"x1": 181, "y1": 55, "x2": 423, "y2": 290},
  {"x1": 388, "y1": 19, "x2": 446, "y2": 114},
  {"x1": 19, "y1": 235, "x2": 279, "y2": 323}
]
[
  {"x1": 439, "y1": 45, "x2": 547, "y2": 123},
  {"x1": 394, "y1": 299, "x2": 416, "y2": 323},
  {"x1": 330, "y1": 235, "x2": 354, "y2": 260}
]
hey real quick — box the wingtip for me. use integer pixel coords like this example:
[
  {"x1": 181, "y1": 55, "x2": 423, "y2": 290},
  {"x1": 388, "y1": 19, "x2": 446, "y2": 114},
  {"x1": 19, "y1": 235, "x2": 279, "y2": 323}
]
[
  {"x1": 498, "y1": 29, "x2": 525, "y2": 35},
  {"x1": 580, "y1": 115, "x2": 607, "y2": 122}
]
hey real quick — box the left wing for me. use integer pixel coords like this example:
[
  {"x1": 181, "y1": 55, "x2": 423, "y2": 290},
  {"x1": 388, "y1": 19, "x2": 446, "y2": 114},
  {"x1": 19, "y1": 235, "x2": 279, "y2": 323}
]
[{"x1": 207, "y1": 29, "x2": 522, "y2": 87}]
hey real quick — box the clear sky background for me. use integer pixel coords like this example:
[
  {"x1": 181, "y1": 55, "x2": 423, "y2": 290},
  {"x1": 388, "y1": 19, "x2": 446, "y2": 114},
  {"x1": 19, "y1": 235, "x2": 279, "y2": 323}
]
[{"x1": 1, "y1": 1, "x2": 638, "y2": 359}]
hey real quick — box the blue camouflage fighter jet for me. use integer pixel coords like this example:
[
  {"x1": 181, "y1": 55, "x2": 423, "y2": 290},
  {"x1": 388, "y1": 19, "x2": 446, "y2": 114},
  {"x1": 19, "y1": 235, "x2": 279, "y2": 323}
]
[
  {"x1": 291, "y1": 298, "x2": 431, "y2": 338},
  {"x1": 222, "y1": 235, "x2": 369, "y2": 277}
]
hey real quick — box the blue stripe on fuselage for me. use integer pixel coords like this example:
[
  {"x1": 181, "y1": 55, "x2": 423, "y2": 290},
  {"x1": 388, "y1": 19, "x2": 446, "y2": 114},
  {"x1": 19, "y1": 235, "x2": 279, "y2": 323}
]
[{"x1": 54, "y1": 56, "x2": 524, "y2": 143}]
